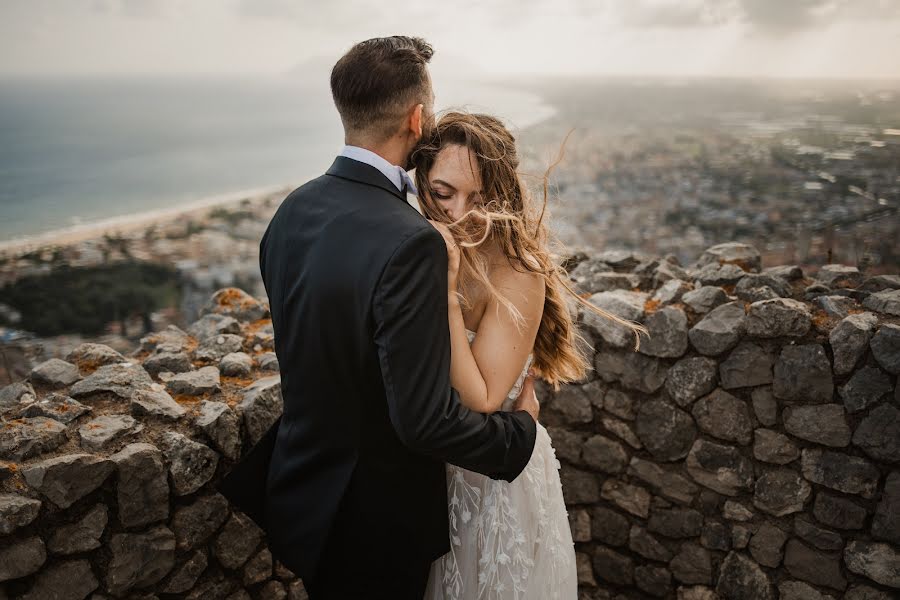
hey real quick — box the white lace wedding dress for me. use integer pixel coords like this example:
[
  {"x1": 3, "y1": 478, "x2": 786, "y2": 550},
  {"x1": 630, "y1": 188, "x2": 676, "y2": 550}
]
[{"x1": 424, "y1": 328, "x2": 578, "y2": 600}]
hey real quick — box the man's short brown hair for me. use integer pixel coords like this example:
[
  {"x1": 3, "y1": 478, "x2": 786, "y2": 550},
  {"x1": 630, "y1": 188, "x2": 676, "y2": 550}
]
[{"x1": 330, "y1": 36, "x2": 433, "y2": 142}]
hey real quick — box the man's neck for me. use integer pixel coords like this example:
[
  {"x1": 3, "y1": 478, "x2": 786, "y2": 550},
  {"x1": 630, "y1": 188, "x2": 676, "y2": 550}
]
[{"x1": 345, "y1": 139, "x2": 408, "y2": 168}]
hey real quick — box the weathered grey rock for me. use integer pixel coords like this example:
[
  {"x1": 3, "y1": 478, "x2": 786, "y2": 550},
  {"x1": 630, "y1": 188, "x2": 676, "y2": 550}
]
[
  {"x1": 143, "y1": 351, "x2": 193, "y2": 376},
  {"x1": 863, "y1": 288, "x2": 900, "y2": 316},
  {"x1": 138, "y1": 324, "x2": 191, "y2": 354},
  {"x1": 746, "y1": 298, "x2": 812, "y2": 338},
  {"x1": 816, "y1": 294, "x2": 861, "y2": 318},
  {"x1": 29, "y1": 358, "x2": 81, "y2": 388},
  {"x1": 195, "y1": 400, "x2": 241, "y2": 461},
  {"x1": 601, "y1": 479, "x2": 650, "y2": 518},
  {"x1": 67, "y1": 342, "x2": 127, "y2": 370},
  {"x1": 715, "y1": 551, "x2": 774, "y2": 600},
  {"x1": 47, "y1": 504, "x2": 107, "y2": 554},
  {"x1": 165, "y1": 365, "x2": 221, "y2": 396},
  {"x1": 220, "y1": 352, "x2": 254, "y2": 377},
  {"x1": 161, "y1": 549, "x2": 208, "y2": 594},
  {"x1": 259, "y1": 580, "x2": 288, "y2": 600},
  {"x1": 592, "y1": 545, "x2": 634, "y2": 586},
  {"x1": 665, "y1": 357, "x2": 718, "y2": 407},
  {"x1": 678, "y1": 585, "x2": 721, "y2": 600},
  {"x1": 682, "y1": 286, "x2": 728, "y2": 314},
  {"x1": 685, "y1": 439, "x2": 754, "y2": 496},
  {"x1": 591, "y1": 505, "x2": 630, "y2": 546},
  {"x1": 736, "y1": 273, "x2": 792, "y2": 300},
  {"x1": 840, "y1": 365, "x2": 893, "y2": 413},
  {"x1": 648, "y1": 507, "x2": 703, "y2": 539},
  {"x1": 636, "y1": 399, "x2": 696, "y2": 461},
  {"x1": 731, "y1": 525, "x2": 752, "y2": 549},
  {"x1": 845, "y1": 585, "x2": 896, "y2": 600},
  {"x1": 0, "y1": 416, "x2": 68, "y2": 460},
  {"x1": 873, "y1": 471, "x2": 900, "y2": 544},
  {"x1": 105, "y1": 526, "x2": 176, "y2": 595},
  {"x1": 21, "y1": 453, "x2": 115, "y2": 508},
  {"x1": 749, "y1": 523, "x2": 789, "y2": 568},
  {"x1": 688, "y1": 301, "x2": 746, "y2": 356},
  {"x1": 131, "y1": 386, "x2": 186, "y2": 419},
  {"x1": 653, "y1": 259, "x2": 690, "y2": 286},
  {"x1": 603, "y1": 388, "x2": 635, "y2": 420},
  {"x1": 816, "y1": 264, "x2": 862, "y2": 287},
  {"x1": 568, "y1": 508, "x2": 591, "y2": 542},
  {"x1": 78, "y1": 414, "x2": 139, "y2": 451},
  {"x1": 783, "y1": 404, "x2": 850, "y2": 447},
  {"x1": 185, "y1": 575, "x2": 239, "y2": 600},
  {"x1": 693, "y1": 262, "x2": 748, "y2": 286},
  {"x1": 238, "y1": 375, "x2": 283, "y2": 445},
  {"x1": 691, "y1": 389, "x2": 753, "y2": 445},
  {"x1": 0, "y1": 381, "x2": 36, "y2": 411},
  {"x1": 600, "y1": 416, "x2": 641, "y2": 449},
  {"x1": 583, "y1": 435, "x2": 628, "y2": 474},
  {"x1": 843, "y1": 541, "x2": 900, "y2": 588},
  {"x1": 575, "y1": 552, "x2": 595, "y2": 588},
  {"x1": 830, "y1": 312, "x2": 878, "y2": 375},
  {"x1": 0, "y1": 493, "x2": 41, "y2": 535},
  {"x1": 560, "y1": 467, "x2": 600, "y2": 504},
  {"x1": 20, "y1": 559, "x2": 99, "y2": 600},
  {"x1": 793, "y1": 516, "x2": 843, "y2": 551},
  {"x1": 627, "y1": 457, "x2": 698, "y2": 506},
  {"x1": 250, "y1": 322, "x2": 274, "y2": 351},
  {"x1": 801, "y1": 449, "x2": 879, "y2": 498},
  {"x1": 0, "y1": 535, "x2": 46, "y2": 583},
  {"x1": 546, "y1": 427, "x2": 583, "y2": 463},
  {"x1": 764, "y1": 264, "x2": 804, "y2": 280},
  {"x1": 669, "y1": 543, "x2": 711, "y2": 585},
  {"x1": 696, "y1": 242, "x2": 761, "y2": 272},
  {"x1": 573, "y1": 270, "x2": 639, "y2": 294},
  {"x1": 754, "y1": 469, "x2": 811, "y2": 516},
  {"x1": 870, "y1": 324, "x2": 900, "y2": 374},
  {"x1": 751, "y1": 387, "x2": 778, "y2": 426},
  {"x1": 188, "y1": 313, "x2": 241, "y2": 340},
  {"x1": 70, "y1": 362, "x2": 155, "y2": 399},
  {"x1": 719, "y1": 341, "x2": 775, "y2": 389},
  {"x1": 635, "y1": 564, "x2": 671, "y2": 597},
  {"x1": 652, "y1": 278, "x2": 692, "y2": 304},
  {"x1": 544, "y1": 384, "x2": 593, "y2": 426},
  {"x1": 814, "y1": 492, "x2": 867, "y2": 530},
  {"x1": 853, "y1": 403, "x2": 900, "y2": 462},
  {"x1": 638, "y1": 306, "x2": 689, "y2": 357},
  {"x1": 773, "y1": 344, "x2": 834, "y2": 403},
  {"x1": 195, "y1": 333, "x2": 244, "y2": 362},
  {"x1": 753, "y1": 429, "x2": 799, "y2": 464},
  {"x1": 258, "y1": 352, "x2": 279, "y2": 371},
  {"x1": 214, "y1": 511, "x2": 265, "y2": 569},
  {"x1": 582, "y1": 290, "x2": 646, "y2": 348},
  {"x1": 170, "y1": 493, "x2": 229, "y2": 550},
  {"x1": 202, "y1": 287, "x2": 268, "y2": 322},
  {"x1": 722, "y1": 500, "x2": 754, "y2": 521},
  {"x1": 784, "y1": 539, "x2": 846, "y2": 590},
  {"x1": 700, "y1": 520, "x2": 731, "y2": 551},
  {"x1": 110, "y1": 443, "x2": 168, "y2": 527},
  {"x1": 159, "y1": 431, "x2": 219, "y2": 496},
  {"x1": 860, "y1": 274, "x2": 900, "y2": 292},
  {"x1": 243, "y1": 547, "x2": 273, "y2": 586},
  {"x1": 18, "y1": 393, "x2": 91, "y2": 424},
  {"x1": 778, "y1": 580, "x2": 836, "y2": 600},
  {"x1": 629, "y1": 525, "x2": 673, "y2": 561}
]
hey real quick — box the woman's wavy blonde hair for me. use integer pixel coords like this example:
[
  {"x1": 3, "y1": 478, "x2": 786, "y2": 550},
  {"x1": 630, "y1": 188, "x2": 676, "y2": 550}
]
[{"x1": 410, "y1": 111, "x2": 647, "y2": 390}]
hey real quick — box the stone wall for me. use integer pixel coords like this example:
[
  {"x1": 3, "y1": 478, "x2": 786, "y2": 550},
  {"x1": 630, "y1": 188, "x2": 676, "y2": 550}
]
[
  {"x1": 0, "y1": 243, "x2": 898, "y2": 599},
  {"x1": 549, "y1": 244, "x2": 900, "y2": 599}
]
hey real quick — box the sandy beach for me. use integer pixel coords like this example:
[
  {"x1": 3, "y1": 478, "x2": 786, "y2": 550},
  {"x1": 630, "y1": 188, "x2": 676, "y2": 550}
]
[{"x1": 0, "y1": 183, "x2": 297, "y2": 258}]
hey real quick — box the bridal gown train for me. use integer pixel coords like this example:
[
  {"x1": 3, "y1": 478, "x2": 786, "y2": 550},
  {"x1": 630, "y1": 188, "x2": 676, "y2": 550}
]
[{"x1": 424, "y1": 328, "x2": 578, "y2": 600}]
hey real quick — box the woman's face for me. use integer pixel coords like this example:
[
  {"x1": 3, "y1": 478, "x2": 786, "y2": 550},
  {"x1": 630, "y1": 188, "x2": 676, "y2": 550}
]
[{"x1": 427, "y1": 144, "x2": 483, "y2": 221}]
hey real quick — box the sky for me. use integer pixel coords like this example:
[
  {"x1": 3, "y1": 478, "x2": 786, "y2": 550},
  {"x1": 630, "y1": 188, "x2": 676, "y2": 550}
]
[{"x1": 1, "y1": 0, "x2": 899, "y2": 80}]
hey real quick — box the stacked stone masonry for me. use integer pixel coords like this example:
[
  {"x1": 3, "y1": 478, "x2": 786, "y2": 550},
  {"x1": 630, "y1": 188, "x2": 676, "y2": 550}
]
[{"x1": 0, "y1": 243, "x2": 898, "y2": 599}]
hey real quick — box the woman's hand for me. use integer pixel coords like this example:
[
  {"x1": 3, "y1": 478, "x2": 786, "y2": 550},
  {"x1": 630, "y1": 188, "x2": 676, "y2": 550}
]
[{"x1": 427, "y1": 219, "x2": 460, "y2": 292}]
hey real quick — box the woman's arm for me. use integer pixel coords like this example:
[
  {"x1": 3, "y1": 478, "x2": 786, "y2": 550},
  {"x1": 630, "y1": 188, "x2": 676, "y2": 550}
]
[{"x1": 448, "y1": 264, "x2": 545, "y2": 413}]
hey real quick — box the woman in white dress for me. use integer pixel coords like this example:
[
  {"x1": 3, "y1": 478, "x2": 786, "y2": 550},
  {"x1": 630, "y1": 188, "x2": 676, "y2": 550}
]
[{"x1": 410, "y1": 113, "x2": 646, "y2": 600}]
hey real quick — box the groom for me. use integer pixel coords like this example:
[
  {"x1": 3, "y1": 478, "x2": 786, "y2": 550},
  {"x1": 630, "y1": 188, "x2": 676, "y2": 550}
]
[{"x1": 218, "y1": 36, "x2": 538, "y2": 599}]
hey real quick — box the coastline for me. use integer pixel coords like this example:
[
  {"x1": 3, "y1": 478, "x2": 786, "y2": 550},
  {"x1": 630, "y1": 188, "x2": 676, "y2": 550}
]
[{"x1": 0, "y1": 182, "x2": 298, "y2": 257}]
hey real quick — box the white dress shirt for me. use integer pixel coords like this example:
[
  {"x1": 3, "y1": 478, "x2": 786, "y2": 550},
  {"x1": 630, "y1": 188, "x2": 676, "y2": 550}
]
[{"x1": 339, "y1": 145, "x2": 419, "y2": 196}]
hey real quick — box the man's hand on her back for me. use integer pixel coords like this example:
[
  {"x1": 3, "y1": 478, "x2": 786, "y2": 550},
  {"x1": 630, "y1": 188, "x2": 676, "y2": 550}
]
[{"x1": 513, "y1": 370, "x2": 540, "y2": 423}]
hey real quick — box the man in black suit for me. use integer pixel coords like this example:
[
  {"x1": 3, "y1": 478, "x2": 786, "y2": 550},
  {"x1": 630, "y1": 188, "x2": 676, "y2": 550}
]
[{"x1": 218, "y1": 36, "x2": 538, "y2": 599}]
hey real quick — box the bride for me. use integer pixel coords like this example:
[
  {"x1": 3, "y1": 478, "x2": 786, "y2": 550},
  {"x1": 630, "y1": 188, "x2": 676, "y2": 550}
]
[{"x1": 411, "y1": 112, "x2": 645, "y2": 599}]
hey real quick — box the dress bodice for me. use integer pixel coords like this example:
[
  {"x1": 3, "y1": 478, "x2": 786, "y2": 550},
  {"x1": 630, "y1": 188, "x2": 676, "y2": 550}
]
[{"x1": 465, "y1": 328, "x2": 535, "y2": 411}]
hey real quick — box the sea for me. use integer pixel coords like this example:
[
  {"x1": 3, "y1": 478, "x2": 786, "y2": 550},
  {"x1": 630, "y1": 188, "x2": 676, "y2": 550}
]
[{"x1": 0, "y1": 76, "x2": 555, "y2": 244}]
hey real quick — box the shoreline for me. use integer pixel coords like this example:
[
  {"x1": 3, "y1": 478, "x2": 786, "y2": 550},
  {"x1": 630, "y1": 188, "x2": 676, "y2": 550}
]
[{"x1": 0, "y1": 182, "x2": 298, "y2": 257}]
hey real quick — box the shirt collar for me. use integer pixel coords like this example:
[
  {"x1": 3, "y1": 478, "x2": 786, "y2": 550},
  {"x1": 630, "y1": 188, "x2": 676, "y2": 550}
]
[{"x1": 338, "y1": 145, "x2": 418, "y2": 196}]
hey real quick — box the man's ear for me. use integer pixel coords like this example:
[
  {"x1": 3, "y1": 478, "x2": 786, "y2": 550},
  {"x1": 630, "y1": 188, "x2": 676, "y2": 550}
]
[{"x1": 409, "y1": 103, "x2": 424, "y2": 140}]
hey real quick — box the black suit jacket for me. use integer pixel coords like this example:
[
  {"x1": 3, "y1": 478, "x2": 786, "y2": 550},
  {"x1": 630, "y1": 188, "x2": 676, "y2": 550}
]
[{"x1": 217, "y1": 156, "x2": 536, "y2": 580}]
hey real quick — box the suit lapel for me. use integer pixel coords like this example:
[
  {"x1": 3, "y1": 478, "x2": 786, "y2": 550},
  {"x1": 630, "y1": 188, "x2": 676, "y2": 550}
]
[{"x1": 326, "y1": 156, "x2": 409, "y2": 203}]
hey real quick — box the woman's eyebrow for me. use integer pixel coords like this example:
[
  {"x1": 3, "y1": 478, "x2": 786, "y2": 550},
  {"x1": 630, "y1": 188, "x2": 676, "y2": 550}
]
[{"x1": 431, "y1": 179, "x2": 455, "y2": 190}]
